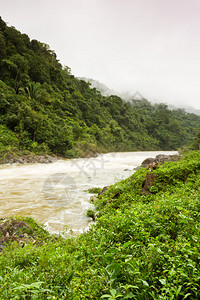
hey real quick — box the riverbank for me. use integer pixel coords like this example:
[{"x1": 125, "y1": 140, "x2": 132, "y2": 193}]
[
  {"x1": 0, "y1": 152, "x2": 180, "y2": 251},
  {"x1": 0, "y1": 146, "x2": 101, "y2": 164},
  {"x1": 0, "y1": 217, "x2": 53, "y2": 252},
  {"x1": 0, "y1": 151, "x2": 178, "y2": 234},
  {"x1": 0, "y1": 149, "x2": 179, "y2": 165},
  {"x1": 0, "y1": 152, "x2": 59, "y2": 164},
  {"x1": 0, "y1": 151, "x2": 199, "y2": 299}
]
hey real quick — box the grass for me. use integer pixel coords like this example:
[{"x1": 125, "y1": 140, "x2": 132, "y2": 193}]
[{"x1": 0, "y1": 151, "x2": 200, "y2": 299}]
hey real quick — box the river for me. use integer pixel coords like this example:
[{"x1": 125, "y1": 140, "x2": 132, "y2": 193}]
[{"x1": 0, "y1": 151, "x2": 177, "y2": 234}]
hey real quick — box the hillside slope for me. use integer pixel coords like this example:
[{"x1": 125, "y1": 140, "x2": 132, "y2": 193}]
[
  {"x1": 0, "y1": 16, "x2": 200, "y2": 160},
  {"x1": 0, "y1": 151, "x2": 200, "y2": 298}
]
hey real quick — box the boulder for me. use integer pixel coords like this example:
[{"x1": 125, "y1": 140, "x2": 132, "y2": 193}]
[
  {"x1": 141, "y1": 157, "x2": 156, "y2": 168},
  {"x1": 141, "y1": 154, "x2": 180, "y2": 169}
]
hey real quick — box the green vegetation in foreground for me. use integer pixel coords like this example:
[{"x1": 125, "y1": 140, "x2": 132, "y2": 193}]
[
  {"x1": 1, "y1": 16, "x2": 200, "y2": 162},
  {"x1": 1, "y1": 151, "x2": 200, "y2": 299}
]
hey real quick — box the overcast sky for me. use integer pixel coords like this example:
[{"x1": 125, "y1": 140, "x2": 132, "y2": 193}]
[{"x1": 1, "y1": 0, "x2": 200, "y2": 109}]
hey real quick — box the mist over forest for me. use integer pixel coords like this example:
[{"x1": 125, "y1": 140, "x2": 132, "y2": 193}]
[
  {"x1": 0, "y1": 16, "x2": 200, "y2": 162},
  {"x1": 79, "y1": 77, "x2": 200, "y2": 116}
]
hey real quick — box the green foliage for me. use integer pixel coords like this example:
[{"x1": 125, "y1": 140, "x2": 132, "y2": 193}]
[
  {"x1": 87, "y1": 187, "x2": 102, "y2": 194},
  {"x1": 1, "y1": 152, "x2": 200, "y2": 298},
  {"x1": 86, "y1": 209, "x2": 96, "y2": 220},
  {"x1": 0, "y1": 16, "x2": 200, "y2": 161},
  {"x1": 191, "y1": 124, "x2": 200, "y2": 150},
  {"x1": 12, "y1": 281, "x2": 52, "y2": 299},
  {"x1": 0, "y1": 124, "x2": 19, "y2": 156}
]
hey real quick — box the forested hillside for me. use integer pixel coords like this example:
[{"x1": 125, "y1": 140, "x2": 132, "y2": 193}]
[{"x1": 0, "y1": 16, "x2": 200, "y2": 159}]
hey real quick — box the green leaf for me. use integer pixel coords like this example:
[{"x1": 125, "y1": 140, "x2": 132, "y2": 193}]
[
  {"x1": 159, "y1": 278, "x2": 166, "y2": 285},
  {"x1": 175, "y1": 285, "x2": 182, "y2": 296},
  {"x1": 183, "y1": 293, "x2": 192, "y2": 299},
  {"x1": 101, "y1": 295, "x2": 112, "y2": 299},
  {"x1": 141, "y1": 280, "x2": 149, "y2": 287},
  {"x1": 67, "y1": 272, "x2": 74, "y2": 283},
  {"x1": 110, "y1": 289, "x2": 117, "y2": 296},
  {"x1": 122, "y1": 241, "x2": 132, "y2": 249}
]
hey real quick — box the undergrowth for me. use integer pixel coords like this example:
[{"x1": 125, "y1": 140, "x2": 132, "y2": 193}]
[{"x1": 0, "y1": 151, "x2": 200, "y2": 299}]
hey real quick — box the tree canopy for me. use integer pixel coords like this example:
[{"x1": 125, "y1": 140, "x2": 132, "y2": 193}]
[{"x1": 0, "y1": 16, "x2": 200, "y2": 158}]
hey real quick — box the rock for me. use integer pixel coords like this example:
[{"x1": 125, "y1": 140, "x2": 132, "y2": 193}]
[
  {"x1": 141, "y1": 154, "x2": 180, "y2": 169},
  {"x1": 0, "y1": 153, "x2": 57, "y2": 165},
  {"x1": 98, "y1": 186, "x2": 109, "y2": 195},
  {"x1": 169, "y1": 154, "x2": 180, "y2": 162},
  {"x1": 147, "y1": 162, "x2": 159, "y2": 171},
  {"x1": 155, "y1": 154, "x2": 169, "y2": 162},
  {"x1": 17, "y1": 158, "x2": 24, "y2": 164},
  {"x1": 141, "y1": 157, "x2": 155, "y2": 168},
  {"x1": 142, "y1": 173, "x2": 157, "y2": 194},
  {"x1": 0, "y1": 219, "x2": 33, "y2": 252}
]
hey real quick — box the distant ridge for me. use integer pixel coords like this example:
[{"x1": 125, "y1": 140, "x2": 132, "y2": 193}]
[{"x1": 78, "y1": 77, "x2": 200, "y2": 115}]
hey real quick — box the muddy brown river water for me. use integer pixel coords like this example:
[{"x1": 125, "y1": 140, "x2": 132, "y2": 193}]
[{"x1": 0, "y1": 151, "x2": 177, "y2": 234}]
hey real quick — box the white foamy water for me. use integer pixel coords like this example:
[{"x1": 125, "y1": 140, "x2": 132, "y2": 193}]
[{"x1": 0, "y1": 151, "x2": 177, "y2": 234}]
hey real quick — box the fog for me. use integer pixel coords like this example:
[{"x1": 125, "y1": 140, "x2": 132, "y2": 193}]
[{"x1": 1, "y1": 0, "x2": 200, "y2": 110}]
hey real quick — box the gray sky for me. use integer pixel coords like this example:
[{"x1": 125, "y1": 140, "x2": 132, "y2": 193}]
[{"x1": 1, "y1": 0, "x2": 200, "y2": 109}]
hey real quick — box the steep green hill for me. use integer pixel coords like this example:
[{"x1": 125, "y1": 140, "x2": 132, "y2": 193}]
[{"x1": 0, "y1": 16, "x2": 200, "y2": 160}]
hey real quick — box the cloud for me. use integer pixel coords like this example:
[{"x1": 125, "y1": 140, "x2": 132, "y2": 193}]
[{"x1": 1, "y1": 0, "x2": 200, "y2": 109}]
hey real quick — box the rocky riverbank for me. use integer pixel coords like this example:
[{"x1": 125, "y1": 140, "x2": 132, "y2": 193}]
[
  {"x1": 0, "y1": 153, "x2": 58, "y2": 164},
  {"x1": 0, "y1": 218, "x2": 34, "y2": 252},
  {"x1": 141, "y1": 153, "x2": 180, "y2": 195},
  {"x1": 140, "y1": 153, "x2": 180, "y2": 168},
  {"x1": 0, "y1": 217, "x2": 53, "y2": 253}
]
